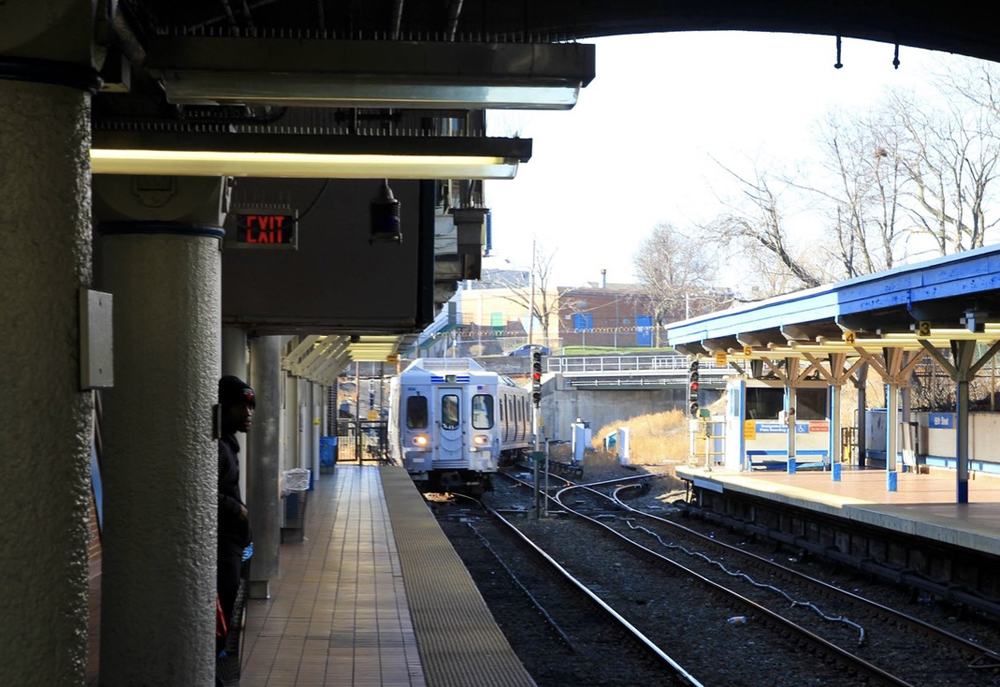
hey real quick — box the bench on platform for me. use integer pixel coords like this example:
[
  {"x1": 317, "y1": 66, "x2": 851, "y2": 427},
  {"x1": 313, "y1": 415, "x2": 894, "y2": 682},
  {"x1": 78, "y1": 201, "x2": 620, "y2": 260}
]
[{"x1": 747, "y1": 450, "x2": 828, "y2": 471}]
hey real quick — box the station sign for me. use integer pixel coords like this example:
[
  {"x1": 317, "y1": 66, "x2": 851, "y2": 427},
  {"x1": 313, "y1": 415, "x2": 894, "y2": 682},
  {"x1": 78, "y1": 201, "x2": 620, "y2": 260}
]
[{"x1": 231, "y1": 209, "x2": 298, "y2": 249}]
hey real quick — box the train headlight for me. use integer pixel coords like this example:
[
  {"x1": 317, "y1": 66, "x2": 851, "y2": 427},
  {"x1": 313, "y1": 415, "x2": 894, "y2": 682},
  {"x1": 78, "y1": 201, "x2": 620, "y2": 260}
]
[
  {"x1": 472, "y1": 435, "x2": 490, "y2": 446},
  {"x1": 412, "y1": 435, "x2": 429, "y2": 447}
]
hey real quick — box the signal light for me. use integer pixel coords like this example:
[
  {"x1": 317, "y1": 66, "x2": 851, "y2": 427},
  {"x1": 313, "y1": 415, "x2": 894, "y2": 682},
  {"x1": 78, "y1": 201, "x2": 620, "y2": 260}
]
[
  {"x1": 688, "y1": 357, "x2": 700, "y2": 416},
  {"x1": 531, "y1": 348, "x2": 543, "y2": 405}
]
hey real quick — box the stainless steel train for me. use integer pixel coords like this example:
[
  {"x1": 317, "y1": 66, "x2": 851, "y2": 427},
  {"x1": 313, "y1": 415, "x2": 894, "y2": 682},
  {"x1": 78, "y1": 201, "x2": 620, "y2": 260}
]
[{"x1": 388, "y1": 358, "x2": 532, "y2": 494}]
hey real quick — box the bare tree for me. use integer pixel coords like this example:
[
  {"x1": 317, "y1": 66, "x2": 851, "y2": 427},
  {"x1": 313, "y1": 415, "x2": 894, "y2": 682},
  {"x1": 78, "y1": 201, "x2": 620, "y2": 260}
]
[
  {"x1": 798, "y1": 108, "x2": 909, "y2": 277},
  {"x1": 889, "y1": 84, "x2": 1000, "y2": 255},
  {"x1": 703, "y1": 160, "x2": 825, "y2": 292},
  {"x1": 493, "y1": 242, "x2": 558, "y2": 345},
  {"x1": 632, "y1": 223, "x2": 730, "y2": 332}
]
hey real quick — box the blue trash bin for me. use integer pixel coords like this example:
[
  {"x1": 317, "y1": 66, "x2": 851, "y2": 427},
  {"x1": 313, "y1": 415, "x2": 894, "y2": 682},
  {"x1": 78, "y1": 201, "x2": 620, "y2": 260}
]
[{"x1": 320, "y1": 437, "x2": 338, "y2": 473}]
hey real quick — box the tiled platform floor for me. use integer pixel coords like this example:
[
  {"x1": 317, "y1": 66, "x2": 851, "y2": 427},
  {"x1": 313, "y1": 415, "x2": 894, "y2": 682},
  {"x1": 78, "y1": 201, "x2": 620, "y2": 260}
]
[{"x1": 239, "y1": 465, "x2": 425, "y2": 687}]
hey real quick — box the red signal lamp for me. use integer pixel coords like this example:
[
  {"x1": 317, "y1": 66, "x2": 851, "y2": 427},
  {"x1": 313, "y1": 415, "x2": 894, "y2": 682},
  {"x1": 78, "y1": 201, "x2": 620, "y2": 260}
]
[{"x1": 690, "y1": 382, "x2": 699, "y2": 391}]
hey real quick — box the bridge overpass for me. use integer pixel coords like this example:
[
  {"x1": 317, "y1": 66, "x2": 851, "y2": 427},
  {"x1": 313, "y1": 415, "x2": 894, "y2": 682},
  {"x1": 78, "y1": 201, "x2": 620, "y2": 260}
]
[{"x1": 472, "y1": 353, "x2": 728, "y2": 440}]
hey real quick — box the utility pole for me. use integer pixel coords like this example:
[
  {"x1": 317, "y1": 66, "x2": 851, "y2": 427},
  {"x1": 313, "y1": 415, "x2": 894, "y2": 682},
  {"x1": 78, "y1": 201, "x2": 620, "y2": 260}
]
[{"x1": 528, "y1": 238, "x2": 536, "y2": 347}]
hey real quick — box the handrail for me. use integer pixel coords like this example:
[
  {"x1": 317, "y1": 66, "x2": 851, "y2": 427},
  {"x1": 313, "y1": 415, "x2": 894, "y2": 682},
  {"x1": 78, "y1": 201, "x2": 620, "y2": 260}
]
[{"x1": 548, "y1": 354, "x2": 730, "y2": 376}]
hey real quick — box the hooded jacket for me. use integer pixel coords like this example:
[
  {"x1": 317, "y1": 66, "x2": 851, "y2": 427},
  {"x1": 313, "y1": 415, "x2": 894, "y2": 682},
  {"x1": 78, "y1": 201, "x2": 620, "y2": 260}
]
[{"x1": 218, "y1": 432, "x2": 251, "y2": 548}]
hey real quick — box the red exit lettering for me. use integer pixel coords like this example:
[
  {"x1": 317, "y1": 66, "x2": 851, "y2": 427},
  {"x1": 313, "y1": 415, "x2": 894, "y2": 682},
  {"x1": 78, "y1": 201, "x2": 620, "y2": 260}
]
[
  {"x1": 245, "y1": 215, "x2": 286, "y2": 230},
  {"x1": 239, "y1": 213, "x2": 293, "y2": 246}
]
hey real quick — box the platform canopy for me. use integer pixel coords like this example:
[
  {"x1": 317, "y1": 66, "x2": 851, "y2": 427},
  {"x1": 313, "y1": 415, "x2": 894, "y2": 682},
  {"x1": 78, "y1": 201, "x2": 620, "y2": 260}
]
[{"x1": 665, "y1": 244, "x2": 1000, "y2": 362}]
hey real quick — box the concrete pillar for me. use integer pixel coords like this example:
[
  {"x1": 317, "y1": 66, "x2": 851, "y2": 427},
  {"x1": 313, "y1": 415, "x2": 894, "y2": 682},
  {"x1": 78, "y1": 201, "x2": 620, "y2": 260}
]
[
  {"x1": 284, "y1": 374, "x2": 299, "y2": 471},
  {"x1": 299, "y1": 380, "x2": 311, "y2": 469},
  {"x1": 312, "y1": 382, "x2": 322, "y2": 479},
  {"x1": 95, "y1": 175, "x2": 228, "y2": 686},
  {"x1": 248, "y1": 336, "x2": 282, "y2": 598},
  {"x1": 222, "y1": 327, "x2": 248, "y2": 378},
  {"x1": 0, "y1": 59, "x2": 97, "y2": 686},
  {"x1": 222, "y1": 327, "x2": 249, "y2": 499}
]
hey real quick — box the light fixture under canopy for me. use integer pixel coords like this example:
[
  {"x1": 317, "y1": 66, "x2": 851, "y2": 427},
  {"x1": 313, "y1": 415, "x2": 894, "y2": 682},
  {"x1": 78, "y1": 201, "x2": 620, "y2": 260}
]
[
  {"x1": 144, "y1": 36, "x2": 596, "y2": 110},
  {"x1": 91, "y1": 131, "x2": 532, "y2": 180}
]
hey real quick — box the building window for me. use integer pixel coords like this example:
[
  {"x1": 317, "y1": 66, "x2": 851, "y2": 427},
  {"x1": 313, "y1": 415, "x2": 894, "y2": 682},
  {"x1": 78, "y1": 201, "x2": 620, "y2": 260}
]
[
  {"x1": 746, "y1": 387, "x2": 783, "y2": 420},
  {"x1": 796, "y1": 388, "x2": 828, "y2": 421}
]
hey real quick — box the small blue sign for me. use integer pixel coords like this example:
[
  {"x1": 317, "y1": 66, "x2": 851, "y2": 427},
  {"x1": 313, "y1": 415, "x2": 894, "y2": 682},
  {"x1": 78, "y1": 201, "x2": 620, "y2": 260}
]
[
  {"x1": 928, "y1": 412, "x2": 954, "y2": 429},
  {"x1": 755, "y1": 422, "x2": 810, "y2": 434}
]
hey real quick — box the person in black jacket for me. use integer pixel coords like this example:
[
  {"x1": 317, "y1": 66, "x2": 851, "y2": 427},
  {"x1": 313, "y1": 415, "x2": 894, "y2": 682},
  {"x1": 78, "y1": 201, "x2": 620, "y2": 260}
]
[{"x1": 217, "y1": 375, "x2": 254, "y2": 652}]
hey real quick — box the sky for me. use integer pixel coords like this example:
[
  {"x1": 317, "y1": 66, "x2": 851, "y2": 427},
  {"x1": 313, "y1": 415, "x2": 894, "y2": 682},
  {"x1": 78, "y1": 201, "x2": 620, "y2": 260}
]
[{"x1": 483, "y1": 31, "x2": 966, "y2": 288}]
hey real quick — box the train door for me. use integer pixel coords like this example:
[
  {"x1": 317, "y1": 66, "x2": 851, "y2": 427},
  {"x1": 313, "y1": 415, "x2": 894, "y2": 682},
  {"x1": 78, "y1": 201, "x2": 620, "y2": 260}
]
[{"x1": 436, "y1": 388, "x2": 464, "y2": 463}]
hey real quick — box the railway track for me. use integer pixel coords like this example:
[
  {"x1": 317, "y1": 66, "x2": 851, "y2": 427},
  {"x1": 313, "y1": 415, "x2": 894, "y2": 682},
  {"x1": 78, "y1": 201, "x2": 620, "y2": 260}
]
[
  {"x1": 431, "y1": 495, "x2": 702, "y2": 686},
  {"x1": 559, "y1": 480, "x2": 1000, "y2": 686},
  {"x1": 450, "y1": 470, "x2": 1000, "y2": 686}
]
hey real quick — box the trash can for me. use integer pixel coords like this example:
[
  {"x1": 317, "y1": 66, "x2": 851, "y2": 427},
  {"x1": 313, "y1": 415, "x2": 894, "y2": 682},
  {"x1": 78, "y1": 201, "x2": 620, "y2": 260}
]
[
  {"x1": 280, "y1": 468, "x2": 311, "y2": 543},
  {"x1": 320, "y1": 436, "x2": 338, "y2": 474}
]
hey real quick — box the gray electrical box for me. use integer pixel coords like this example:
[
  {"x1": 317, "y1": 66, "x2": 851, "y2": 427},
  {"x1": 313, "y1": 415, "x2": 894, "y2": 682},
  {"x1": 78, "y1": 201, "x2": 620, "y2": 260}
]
[{"x1": 80, "y1": 288, "x2": 114, "y2": 389}]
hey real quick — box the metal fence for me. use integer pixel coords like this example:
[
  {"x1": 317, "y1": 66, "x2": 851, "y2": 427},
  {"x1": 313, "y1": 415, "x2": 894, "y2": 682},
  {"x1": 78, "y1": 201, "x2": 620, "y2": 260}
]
[{"x1": 548, "y1": 354, "x2": 729, "y2": 376}]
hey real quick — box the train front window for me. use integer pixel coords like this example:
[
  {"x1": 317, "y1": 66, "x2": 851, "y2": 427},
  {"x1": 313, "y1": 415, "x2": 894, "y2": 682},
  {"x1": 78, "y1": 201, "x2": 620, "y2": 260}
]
[
  {"x1": 472, "y1": 394, "x2": 494, "y2": 429},
  {"x1": 441, "y1": 394, "x2": 460, "y2": 430},
  {"x1": 406, "y1": 396, "x2": 428, "y2": 429}
]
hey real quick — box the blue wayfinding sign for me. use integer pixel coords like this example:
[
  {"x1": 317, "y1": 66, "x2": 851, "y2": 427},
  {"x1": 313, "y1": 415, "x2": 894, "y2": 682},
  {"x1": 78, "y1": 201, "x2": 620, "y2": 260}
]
[{"x1": 928, "y1": 412, "x2": 954, "y2": 429}]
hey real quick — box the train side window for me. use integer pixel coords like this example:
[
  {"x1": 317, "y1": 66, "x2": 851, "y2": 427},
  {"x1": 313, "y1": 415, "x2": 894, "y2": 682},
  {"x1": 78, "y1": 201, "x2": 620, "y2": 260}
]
[
  {"x1": 441, "y1": 394, "x2": 460, "y2": 430},
  {"x1": 472, "y1": 394, "x2": 494, "y2": 429},
  {"x1": 406, "y1": 395, "x2": 428, "y2": 429}
]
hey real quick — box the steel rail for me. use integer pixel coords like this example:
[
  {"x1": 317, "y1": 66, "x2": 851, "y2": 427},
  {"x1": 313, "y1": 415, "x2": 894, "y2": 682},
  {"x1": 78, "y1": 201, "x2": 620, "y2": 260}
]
[
  {"x1": 552, "y1": 481, "x2": 918, "y2": 687},
  {"x1": 492, "y1": 473, "x2": 705, "y2": 686},
  {"x1": 607, "y1": 483, "x2": 1000, "y2": 669}
]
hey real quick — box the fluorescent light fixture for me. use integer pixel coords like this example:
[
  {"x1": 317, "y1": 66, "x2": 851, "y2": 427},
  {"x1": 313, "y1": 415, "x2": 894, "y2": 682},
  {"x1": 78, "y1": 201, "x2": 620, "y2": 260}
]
[
  {"x1": 145, "y1": 37, "x2": 596, "y2": 110},
  {"x1": 91, "y1": 149, "x2": 519, "y2": 179},
  {"x1": 162, "y1": 74, "x2": 582, "y2": 110},
  {"x1": 90, "y1": 131, "x2": 531, "y2": 180}
]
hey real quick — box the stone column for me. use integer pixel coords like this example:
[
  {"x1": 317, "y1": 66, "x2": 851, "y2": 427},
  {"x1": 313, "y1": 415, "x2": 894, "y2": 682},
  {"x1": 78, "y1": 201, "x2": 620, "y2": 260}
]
[
  {"x1": 247, "y1": 336, "x2": 283, "y2": 598},
  {"x1": 222, "y1": 326, "x2": 249, "y2": 498},
  {"x1": 0, "y1": 59, "x2": 97, "y2": 687},
  {"x1": 95, "y1": 175, "x2": 228, "y2": 686}
]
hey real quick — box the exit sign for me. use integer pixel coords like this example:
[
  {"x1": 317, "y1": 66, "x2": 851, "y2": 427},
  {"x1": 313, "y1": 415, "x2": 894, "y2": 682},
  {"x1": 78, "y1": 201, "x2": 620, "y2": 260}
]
[{"x1": 233, "y1": 211, "x2": 298, "y2": 249}]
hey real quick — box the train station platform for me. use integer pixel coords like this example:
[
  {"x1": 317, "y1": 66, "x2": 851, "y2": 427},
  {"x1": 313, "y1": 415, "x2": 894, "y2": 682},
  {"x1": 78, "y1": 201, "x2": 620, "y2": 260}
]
[
  {"x1": 675, "y1": 464, "x2": 1000, "y2": 556},
  {"x1": 237, "y1": 463, "x2": 536, "y2": 687}
]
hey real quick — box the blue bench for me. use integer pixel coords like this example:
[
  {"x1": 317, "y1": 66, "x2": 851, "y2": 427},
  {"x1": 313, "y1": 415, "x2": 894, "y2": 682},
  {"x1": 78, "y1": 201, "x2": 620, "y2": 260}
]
[{"x1": 747, "y1": 450, "x2": 828, "y2": 471}]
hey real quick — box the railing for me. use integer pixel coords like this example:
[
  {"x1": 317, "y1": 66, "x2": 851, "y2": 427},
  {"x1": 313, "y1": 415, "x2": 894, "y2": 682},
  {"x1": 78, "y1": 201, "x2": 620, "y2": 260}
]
[{"x1": 548, "y1": 354, "x2": 730, "y2": 376}]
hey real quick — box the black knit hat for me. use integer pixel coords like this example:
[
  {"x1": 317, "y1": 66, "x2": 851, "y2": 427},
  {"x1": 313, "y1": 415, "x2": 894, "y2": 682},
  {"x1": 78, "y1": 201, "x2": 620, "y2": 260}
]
[{"x1": 219, "y1": 375, "x2": 255, "y2": 408}]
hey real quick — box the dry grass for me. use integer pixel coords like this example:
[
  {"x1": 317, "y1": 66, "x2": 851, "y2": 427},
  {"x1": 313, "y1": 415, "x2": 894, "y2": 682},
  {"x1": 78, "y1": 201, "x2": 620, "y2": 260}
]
[{"x1": 591, "y1": 408, "x2": 692, "y2": 465}]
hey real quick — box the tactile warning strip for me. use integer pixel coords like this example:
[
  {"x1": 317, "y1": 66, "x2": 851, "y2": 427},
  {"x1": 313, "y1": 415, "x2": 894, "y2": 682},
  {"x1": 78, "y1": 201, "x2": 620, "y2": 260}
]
[{"x1": 379, "y1": 466, "x2": 536, "y2": 687}]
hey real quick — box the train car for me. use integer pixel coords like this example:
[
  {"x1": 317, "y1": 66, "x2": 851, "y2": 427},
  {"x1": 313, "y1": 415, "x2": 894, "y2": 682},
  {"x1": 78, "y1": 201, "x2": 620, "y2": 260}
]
[{"x1": 388, "y1": 358, "x2": 532, "y2": 494}]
